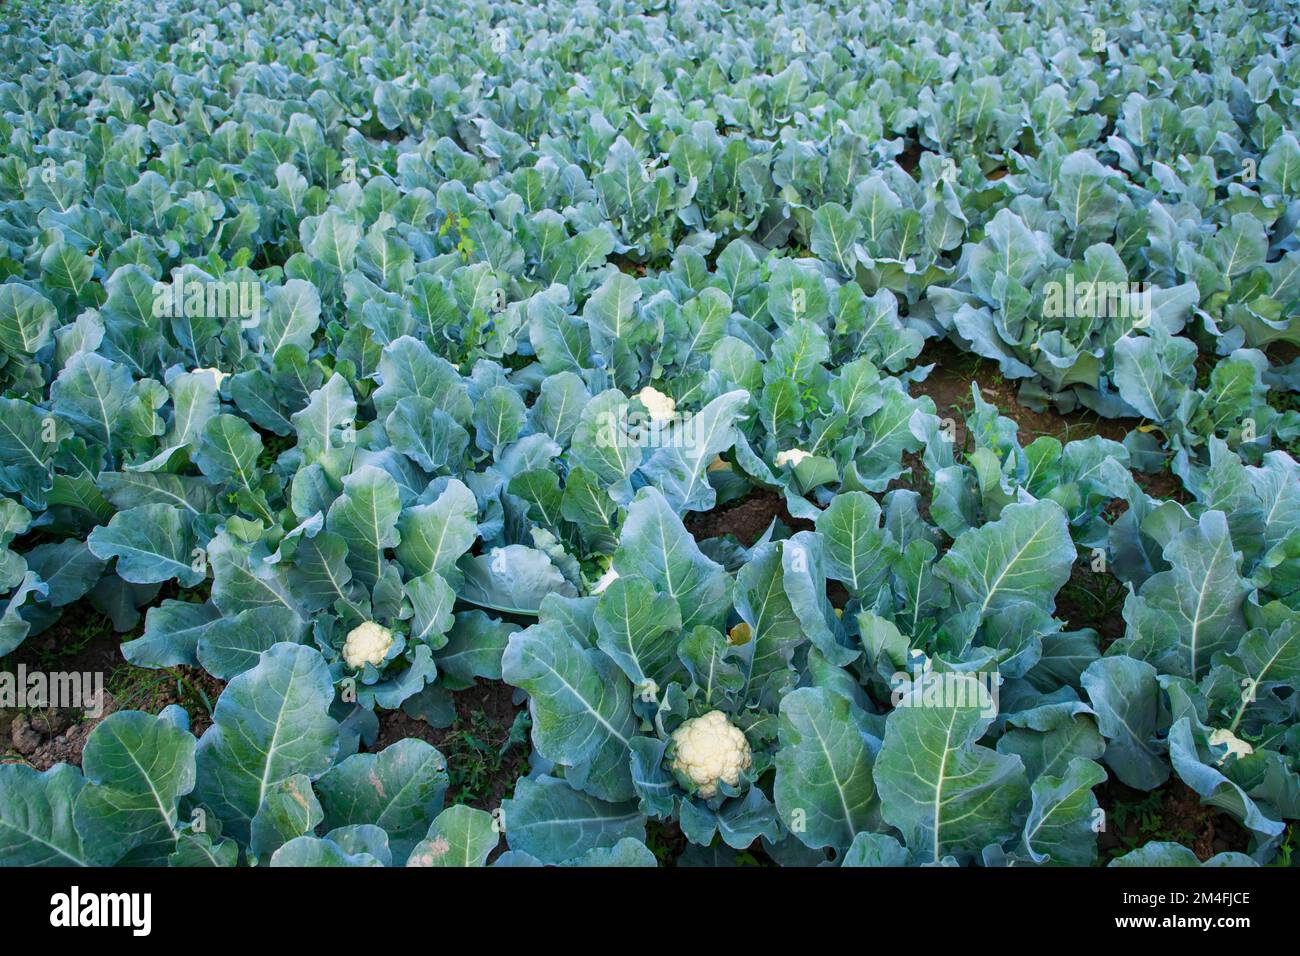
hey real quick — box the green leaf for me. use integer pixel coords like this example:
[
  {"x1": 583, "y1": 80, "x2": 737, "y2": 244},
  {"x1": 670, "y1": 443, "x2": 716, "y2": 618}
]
[
  {"x1": 876, "y1": 674, "x2": 1029, "y2": 862},
  {"x1": 500, "y1": 776, "x2": 644, "y2": 865},
  {"x1": 502, "y1": 620, "x2": 636, "y2": 801},
  {"x1": 774, "y1": 687, "x2": 880, "y2": 853},
  {"x1": 614, "y1": 487, "x2": 730, "y2": 631},
  {"x1": 815, "y1": 491, "x2": 899, "y2": 598},
  {"x1": 394, "y1": 479, "x2": 477, "y2": 577},
  {"x1": 326, "y1": 465, "x2": 401, "y2": 591},
  {"x1": 193, "y1": 643, "x2": 340, "y2": 845},
  {"x1": 1080, "y1": 655, "x2": 1169, "y2": 790},
  {"x1": 73, "y1": 711, "x2": 197, "y2": 865},
  {"x1": 316, "y1": 739, "x2": 449, "y2": 866},
  {"x1": 0, "y1": 283, "x2": 57, "y2": 355},
  {"x1": 87, "y1": 503, "x2": 204, "y2": 586},
  {"x1": 937, "y1": 499, "x2": 1075, "y2": 618},
  {"x1": 1020, "y1": 757, "x2": 1107, "y2": 866},
  {"x1": 0, "y1": 764, "x2": 89, "y2": 866},
  {"x1": 593, "y1": 574, "x2": 683, "y2": 689},
  {"x1": 456, "y1": 544, "x2": 577, "y2": 615},
  {"x1": 407, "y1": 804, "x2": 498, "y2": 867},
  {"x1": 249, "y1": 773, "x2": 323, "y2": 862}
]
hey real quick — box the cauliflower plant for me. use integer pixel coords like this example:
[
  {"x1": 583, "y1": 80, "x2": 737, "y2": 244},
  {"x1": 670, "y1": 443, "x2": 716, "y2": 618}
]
[
  {"x1": 670, "y1": 710, "x2": 752, "y2": 799},
  {"x1": 636, "y1": 386, "x2": 677, "y2": 423},
  {"x1": 343, "y1": 621, "x2": 394, "y2": 669}
]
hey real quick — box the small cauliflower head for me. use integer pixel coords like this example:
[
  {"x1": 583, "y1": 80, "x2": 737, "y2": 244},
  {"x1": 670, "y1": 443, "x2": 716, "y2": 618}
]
[
  {"x1": 343, "y1": 621, "x2": 393, "y2": 669},
  {"x1": 775, "y1": 448, "x2": 812, "y2": 468},
  {"x1": 1208, "y1": 728, "x2": 1254, "y2": 765},
  {"x1": 670, "y1": 710, "x2": 752, "y2": 799},
  {"x1": 636, "y1": 386, "x2": 677, "y2": 423}
]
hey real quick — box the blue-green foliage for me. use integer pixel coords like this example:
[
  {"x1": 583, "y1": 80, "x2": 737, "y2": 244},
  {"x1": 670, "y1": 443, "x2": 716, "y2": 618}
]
[{"x1": 0, "y1": 0, "x2": 1297, "y2": 867}]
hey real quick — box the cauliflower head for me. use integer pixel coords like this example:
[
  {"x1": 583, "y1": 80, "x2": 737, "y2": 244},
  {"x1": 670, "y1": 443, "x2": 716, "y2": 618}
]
[
  {"x1": 1208, "y1": 728, "x2": 1254, "y2": 764},
  {"x1": 775, "y1": 448, "x2": 812, "y2": 468},
  {"x1": 636, "y1": 386, "x2": 677, "y2": 423},
  {"x1": 670, "y1": 710, "x2": 752, "y2": 798},
  {"x1": 343, "y1": 621, "x2": 394, "y2": 669}
]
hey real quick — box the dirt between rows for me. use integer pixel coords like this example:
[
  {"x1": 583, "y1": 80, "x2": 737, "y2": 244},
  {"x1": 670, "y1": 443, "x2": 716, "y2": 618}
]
[
  {"x1": 0, "y1": 599, "x2": 224, "y2": 769},
  {"x1": 1096, "y1": 777, "x2": 1253, "y2": 862}
]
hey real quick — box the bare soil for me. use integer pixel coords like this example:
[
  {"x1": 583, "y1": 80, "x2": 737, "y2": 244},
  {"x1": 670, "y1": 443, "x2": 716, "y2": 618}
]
[
  {"x1": 1, "y1": 601, "x2": 225, "y2": 770},
  {"x1": 911, "y1": 338, "x2": 1131, "y2": 446},
  {"x1": 372, "y1": 679, "x2": 528, "y2": 812},
  {"x1": 685, "y1": 488, "x2": 812, "y2": 546},
  {"x1": 1096, "y1": 776, "x2": 1253, "y2": 863}
]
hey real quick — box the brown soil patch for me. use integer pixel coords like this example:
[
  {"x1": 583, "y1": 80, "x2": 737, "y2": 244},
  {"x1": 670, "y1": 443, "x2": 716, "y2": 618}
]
[
  {"x1": 1, "y1": 601, "x2": 225, "y2": 769},
  {"x1": 685, "y1": 489, "x2": 813, "y2": 546},
  {"x1": 372, "y1": 679, "x2": 527, "y2": 812},
  {"x1": 1096, "y1": 776, "x2": 1252, "y2": 863},
  {"x1": 911, "y1": 339, "x2": 1132, "y2": 448}
]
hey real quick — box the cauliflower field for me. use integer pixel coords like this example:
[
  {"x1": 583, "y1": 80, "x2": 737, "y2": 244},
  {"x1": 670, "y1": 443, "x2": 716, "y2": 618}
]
[{"x1": 0, "y1": 0, "x2": 1299, "y2": 870}]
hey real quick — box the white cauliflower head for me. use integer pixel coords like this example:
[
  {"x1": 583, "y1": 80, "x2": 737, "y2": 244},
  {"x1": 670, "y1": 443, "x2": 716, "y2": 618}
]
[
  {"x1": 343, "y1": 621, "x2": 393, "y2": 669},
  {"x1": 1208, "y1": 728, "x2": 1254, "y2": 764},
  {"x1": 636, "y1": 386, "x2": 677, "y2": 423},
  {"x1": 670, "y1": 710, "x2": 752, "y2": 798},
  {"x1": 775, "y1": 448, "x2": 812, "y2": 468}
]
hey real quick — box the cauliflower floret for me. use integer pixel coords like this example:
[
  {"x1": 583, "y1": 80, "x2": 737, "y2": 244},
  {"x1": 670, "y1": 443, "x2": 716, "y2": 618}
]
[
  {"x1": 343, "y1": 621, "x2": 393, "y2": 669},
  {"x1": 707, "y1": 454, "x2": 732, "y2": 473},
  {"x1": 591, "y1": 566, "x2": 619, "y2": 595},
  {"x1": 775, "y1": 448, "x2": 812, "y2": 468},
  {"x1": 1208, "y1": 728, "x2": 1254, "y2": 765},
  {"x1": 636, "y1": 386, "x2": 677, "y2": 423},
  {"x1": 670, "y1": 710, "x2": 752, "y2": 799}
]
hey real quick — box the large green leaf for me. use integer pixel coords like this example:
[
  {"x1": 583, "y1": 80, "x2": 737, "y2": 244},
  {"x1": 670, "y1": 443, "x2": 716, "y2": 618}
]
[
  {"x1": 500, "y1": 776, "x2": 644, "y2": 865},
  {"x1": 937, "y1": 499, "x2": 1075, "y2": 618},
  {"x1": 0, "y1": 764, "x2": 89, "y2": 866},
  {"x1": 614, "y1": 487, "x2": 730, "y2": 631},
  {"x1": 407, "y1": 805, "x2": 498, "y2": 867},
  {"x1": 193, "y1": 643, "x2": 340, "y2": 845},
  {"x1": 87, "y1": 503, "x2": 204, "y2": 586},
  {"x1": 875, "y1": 674, "x2": 1029, "y2": 862},
  {"x1": 502, "y1": 620, "x2": 636, "y2": 801},
  {"x1": 315, "y1": 739, "x2": 449, "y2": 866},
  {"x1": 73, "y1": 709, "x2": 197, "y2": 866},
  {"x1": 774, "y1": 687, "x2": 879, "y2": 853}
]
